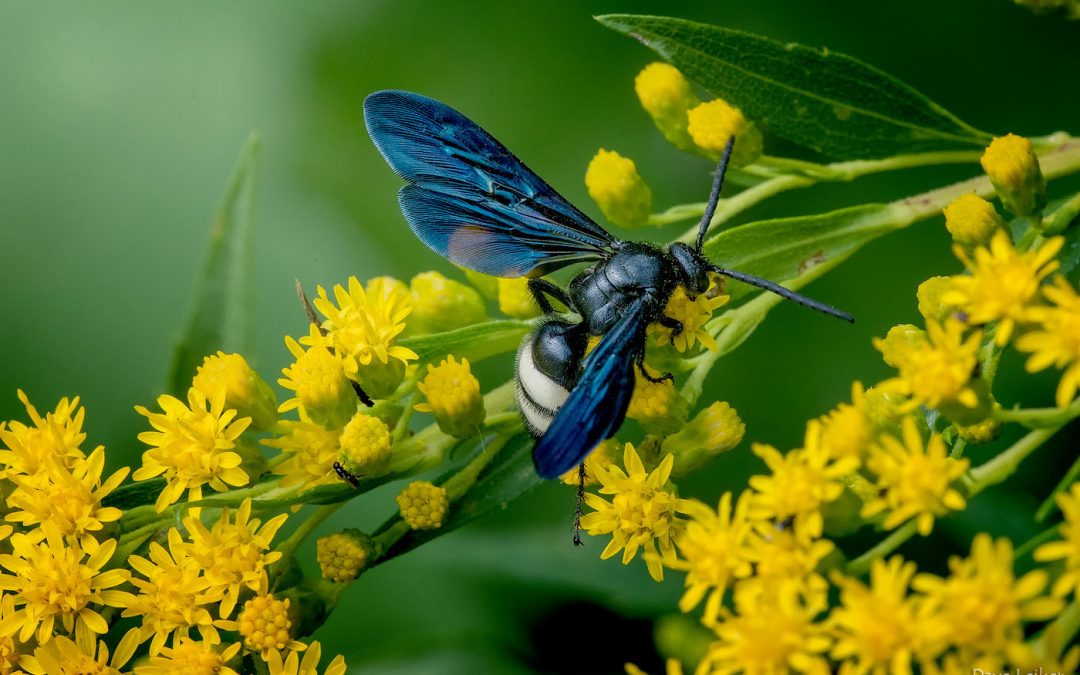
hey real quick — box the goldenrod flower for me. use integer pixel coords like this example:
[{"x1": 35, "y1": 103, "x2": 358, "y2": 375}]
[
  {"x1": 5, "y1": 445, "x2": 127, "y2": 549},
  {"x1": 941, "y1": 194, "x2": 1005, "y2": 248},
  {"x1": 875, "y1": 319, "x2": 983, "y2": 414},
  {"x1": 829, "y1": 557, "x2": 944, "y2": 675},
  {"x1": 193, "y1": 352, "x2": 278, "y2": 431},
  {"x1": 264, "y1": 641, "x2": 347, "y2": 675},
  {"x1": 874, "y1": 324, "x2": 926, "y2": 369},
  {"x1": 183, "y1": 499, "x2": 288, "y2": 618},
  {"x1": 635, "y1": 62, "x2": 700, "y2": 152},
  {"x1": 943, "y1": 229, "x2": 1063, "y2": 345},
  {"x1": 120, "y1": 528, "x2": 228, "y2": 655},
  {"x1": 396, "y1": 480, "x2": 449, "y2": 530},
  {"x1": 626, "y1": 365, "x2": 687, "y2": 435},
  {"x1": 279, "y1": 326, "x2": 355, "y2": 428},
  {"x1": 415, "y1": 355, "x2": 485, "y2": 439},
  {"x1": 317, "y1": 529, "x2": 376, "y2": 582},
  {"x1": 559, "y1": 438, "x2": 618, "y2": 487},
  {"x1": 862, "y1": 386, "x2": 908, "y2": 432},
  {"x1": 665, "y1": 401, "x2": 745, "y2": 475},
  {"x1": 135, "y1": 639, "x2": 241, "y2": 675},
  {"x1": 585, "y1": 149, "x2": 653, "y2": 229},
  {"x1": 0, "y1": 526, "x2": 128, "y2": 647},
  {"x1": 1034, "y1": 483, "x2": 1080, "y2": 599},
  {"x1": 742, "y1": 521, "x2": 833, "y2": 600},
  {"x1": 237, "y1": 594, "x2": 305, "y2": 661},
  {"x1": 337, "y1": 412, "x2": 392, "y2": 479},
  {"x1": 817, "y1": 382, "x2": 873, "y2": 462},
  {"x1": 914, "y1": 534, "x2": 1062, "y2": 661},
  {"x1": 313, "y1": 276, "x2": 418, "y2": 397},
  {"x1": 0, "y1": 390, "x2": 87, "y2": 478},
  {"x1": 669, "y1": 493, "x2": 753, "y2": 625},
  {"x1": 1016, "y1": 276, "x2": 1080, "y2": 406},
  {"x1": 580, "y1": 443, "x2": 680, "y2": 582},
  {"x1": 686, "y1": 99, "x2": 763, "y2": 167},
  {"x1": 954, "y1": 415, "x2": 1001, "y2": 444},
  {"x1": 861, "y1": 419, "x2": 968, "y2": 536},
  {"x1": 264, "y1": 416, "x2": 341, "y2": 492},
  {"x1": 749, "y1": 422, "x2": 858, "y2": 538},
  {"x1": 26, "y1": 634, "x2": 134, "y2": 675},
  {"x1": 408, "y1": 271, "x2": 487, "y2": 335},
  {"x1": 980, "y1": 133, "x2": 1047, "y2": 217},
  {"x1": 134, "y1": 387, "x2": 251, "y2": 512},
  {"x1": 648, "y1": 274, "x2": 729, "y2": 353},
  {"x1": 697, "y1": 581, "x2": 831, "y2": 675},
  {"x1": 916, "y1": 276, "x2": 955, "y2": 324},
  {"x1": 0, "y1": 596, "x2": 20, "y2": 674},
  {"x1": 496, "y1": 277, "x2": 541, "y2": 319}
]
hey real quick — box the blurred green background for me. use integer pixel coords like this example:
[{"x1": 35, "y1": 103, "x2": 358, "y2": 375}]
[{"x1": 2, "y1": 1, "x2": 1079, "y2": 672}]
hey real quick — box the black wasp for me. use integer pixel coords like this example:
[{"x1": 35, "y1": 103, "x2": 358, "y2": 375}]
[{"x1": 363, "y1": 90, "x2": 852, "y2": 481}]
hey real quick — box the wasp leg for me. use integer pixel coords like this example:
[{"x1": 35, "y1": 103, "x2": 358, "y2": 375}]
[
  {"x1": 656, "y1": 314, "x2": 684, "y2": 337},
  {"x1": 528, "y1": 278, "x2": 574, "y2": 316},
  {"x1": 572, "y1": 462, "x2": 586, "y2": 547},
  {"x1": 635, "y1": 350, "x2": 674, "y2": 384}
]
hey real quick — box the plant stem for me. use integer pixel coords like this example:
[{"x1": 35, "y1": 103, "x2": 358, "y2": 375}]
[
  {"x1": 845, "y1": 520, "x2": 918, "y2": 576},
  {"x1": 965, "y1": 426, "x2": 1062, "y2": 496},
  {"x1": 1035, "y1": 451, "x2": 1080, "y2": 522},
  {"x1": 274, "y1": 502, "x2": 344, "y2": 565},
  {"x1": 1014, "y1": 525, "x2": 1062, "y2": 560},
  {"x1": 993, "y1": 398, "x2": 1080, "y2": 428},
  {"x1": 1030, "y1": 599, "x2": 1080, "y2": 663}
]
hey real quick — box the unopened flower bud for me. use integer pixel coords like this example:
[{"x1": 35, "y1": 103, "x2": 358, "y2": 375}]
[
  {"x1": 943, "y1": 194, "x2": 1006, "y2": 248},
  {"x1": 586, "y1": 149, "x2": 653, "y2": 228},
  {"x1": 955, "y1": 414, "x2": 1002, "y2": 445},
  {"x1": 355, "y1": 358, "x2": 407, "y2": 400},
  {"x1": 687, "y1": 99, "x2": 763, "y2": 167},
  {"x1": 338, "y1": 412, "x2": 392, "y2": 478},
  {"x1": 665, "y1": 401, "x2": 745, "y2": 475},
  {"x1": 414, "y1": 355, "x2": 485, "y2": 439},
  {"x1": 873, "y1": 324, "x2": 926, "y2": 369},
  {"x1": 497, "y1": 277, "x2": 541, "y2": 319},
  {"x1": 635, "y1": 62, "x2": 701, "y2": 152},
  {"x1": 396, "y1": 480, "x2": 449, "y2": 530},
  {"x1": 408, "y1": 271, "x2": 487, "y2": 335},
  {"x1": 917, "y1": 276, "x2": 956, "y2": 324},
  {"x1": 627, "y1": 367, "x2": 689, "y2": 435},
  {"x1": 462, "y1": 268, "x2": 499, "y2": 300},
  {"x1": 194, "y1": 352, "x2": 278, "y2": 431},
  {"x1": 317, "y1": 529, "x2": 376, "y2": 582},
  {"x1": 981, "y1": 134, "x2": 1047, "y2": 217}
]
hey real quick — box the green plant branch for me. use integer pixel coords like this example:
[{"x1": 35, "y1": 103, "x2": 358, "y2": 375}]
[
  {"x1": 271, "y1": 502, "x2": 344, "y2": 580},
  {"x1": 1036, "y1": 450, "x2": 1080, "y2": 522},
  {"x1": 994, "y1": 397, "x2": 1080, "y2": 428},
  {"x1": 965, "y1": 426, "x2": 1063, "y2": 496},
  {"x1": 844, "y1": 520, "x2": 918, "y2": 576},
  {"x1": 1014, "y1": 525, "x2": 1063, "y2": 560},
  {"x1": 1030, "y1": 599, "x2": 1080, "y2": 663}
]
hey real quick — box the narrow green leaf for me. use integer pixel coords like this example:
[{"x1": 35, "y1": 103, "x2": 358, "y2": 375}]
[
  {"x1": 377, "y1": 433, "x2": 540, "y2": 563},
  {"x1": 168, "y1": 131, "x2": 261, "y2": 393},
  {"x1": 103, "y1": 478, "x2": 166, "y2": 511},
  {"x1": 596, "y1": 14, "x2": 991, "y2": 159},
  {"x1": 705, "y1": 203, "x2": 911, "y2": 302},
  {"x1": 400, "y1": 320, "x2": 531, "y2": 365}
]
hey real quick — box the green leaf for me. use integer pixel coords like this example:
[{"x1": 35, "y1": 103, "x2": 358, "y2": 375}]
[
  {"x1": 400, "y1": 320, "x2": 531, "y2": 365},
  {"x1": 377, "y1": 433, "x2": 540, "y2": 563},
  {"x1": 705, "y1": 203, "x2": 911, "y2": 302},
  {"x1": 596, "y1": 14, "x2": 991, "y2": 159},
  {"x1": 103, "y1": 477, "x2": 167, "y2": 511},
  {"x1": 167, "y1": 131, "x2": 261, "y2": 393}
]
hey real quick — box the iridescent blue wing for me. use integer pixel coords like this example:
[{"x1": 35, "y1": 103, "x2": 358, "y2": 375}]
[
  {"x1": 532, "y1": 301, "x2": 647, "y2": 479},
  {"x1": 364, "y1": 90, "x2": 616, "y2": 278}
]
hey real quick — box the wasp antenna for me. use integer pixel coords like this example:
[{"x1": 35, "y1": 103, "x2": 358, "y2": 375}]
[
  {"x1": 711, "y1": 266, "x2": 855, "y2": 323},
  {"x1": 696, "y1": 137, "x2": 736, "y2": 252}
]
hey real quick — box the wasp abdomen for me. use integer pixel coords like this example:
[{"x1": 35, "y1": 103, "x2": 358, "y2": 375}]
[{"x1": 515, "y1": 320, "x2": 588, "y2": 437}]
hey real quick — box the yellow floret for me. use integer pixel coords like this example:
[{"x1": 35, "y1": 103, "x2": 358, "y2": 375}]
[
  {"x1": 942, "y1": 194, "x2": 1005, "y2": 247},
  {"x1": 686, "y1": 99, "x2": 763, "y2": 167},
  {"x1": 665, "y1": 401, "x2": 745, "y2": 475},
  {"x1": 317, "y1": 529, "x2": 376, "y2": 582},
  {"x1": 497, "y1": 277, "x2": 541, "y2": 319},
  {"x1": 409, "y1": 271, "x2": 488, "y2": 335},
  {"x1": 634, "y1": 62, "x2": 700, "y2": 152},
  {"x1": 337, "y1": 413, "x2": 392, "y2": 478},
  {"x1": 415, "y1": 355, "x2": 485, "y2": 439},
  {"x1": 980, "y1": 133, "x2": 1047, "y2": 217},
  {"x1": 236, "y1": 594, "x2": 301, "y2": 660}
]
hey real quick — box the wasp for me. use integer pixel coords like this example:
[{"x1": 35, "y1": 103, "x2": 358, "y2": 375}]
[{"x1": 364, "y1": 90, "x2": 852, "y2": 481}]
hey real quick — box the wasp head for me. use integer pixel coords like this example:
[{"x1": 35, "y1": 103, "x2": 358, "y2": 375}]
[{"x1": 668, "y1": 242, "x2": 711, "y2": 298}]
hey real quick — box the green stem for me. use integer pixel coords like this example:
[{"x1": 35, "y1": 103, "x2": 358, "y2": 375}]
[
  {"x1": 1014, "y1": 525, "x2": 1063, "y2": 560},
  {"x1": 441, "y1": 433, "x2": 512, "y2": 500},
  {"x1": 758, "y1": 149, "x2": 983, "y2": 181},
  {"x1": 677, "y1": 174, "x2": 811, "y2": 244},
  {"x1": 965, "y1": 426, "x2": 1062, "y2": 496},
  {"x1": 992, "y1": 397, "x2": 1080, "y2": 428},
  {"x1": 1035, "y1": 450, "x2": 1080, "y2": 522},
  {"x1": 1044, "y1": 189, "x2": 1080, "y2": 235},
  {"x1": 845, "y1": 520, "x2": 919, "y2": 576},
  {"x1": 1030, "y1": 599, "x2": 1080, "y2": 663},
  {"x1": 648, "y1": 202, "x2": 705, "y2": 226},
  {"x1": 392, "y1": 391, "x2": 418, "y2": 443},
  {"x1": 271, "y1": 502, "x2": 344, "y2": 576}
]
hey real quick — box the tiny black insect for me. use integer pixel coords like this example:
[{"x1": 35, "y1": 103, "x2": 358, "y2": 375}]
[{"x1": 364, "y1": 90, "x2": 852, "y2": 481}]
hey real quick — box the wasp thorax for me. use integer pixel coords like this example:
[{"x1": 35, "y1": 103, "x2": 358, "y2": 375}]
[{"x1": 669, "y1": 242, "x2": 710, "y2": 297}]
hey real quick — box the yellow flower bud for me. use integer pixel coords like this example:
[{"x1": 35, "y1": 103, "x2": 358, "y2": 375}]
[
  {"x1": 627, "y1": 367, "x2": 688, "y2": 435},
  {"x1": 355, "y1": 357, "x2": 407, "y2": 400},
  {"x1": 665, "y1": 401, "x2": 745, "y2": 475},
  {"x1": 873, "y1": 324, "x2": 926, "y2": 369},
  {"x1": 942, "y1": 194, "x2": 1006, "y2": 248},
  {"x1": 193, "y1": 352, "x2": 278, "y2": 431},
  {"x1": 237, "y1": 594, "x2": 298, "y2": 659},
  {"x1": 338, "y1": 412, "x2": 392, "y2": 478},
  {"x1": 279, "y1": 327, "x2": 356, "y2": 428},
  {"x1": 862, "y1": 386, "x2": 908, "y2": 433},
  {"x1": 462, "y1": 268, "x2": 499, "y2": 300},
  {"x1": 955, "y1": 415, "x2": 1001, "y2": 444},
  {"x1": 559, "y1": 438, "x2": 618, "y2": 487},
  {"x1": 585, "y1": 149, "x2": 653, "y2": 228},
  {"x1": 396, "y1": 480, "x2": 448, "y2": 530},
  {"x1": 686, "y1": 99, "x2": 763, "y2": 167},
  {"x1": 408, "y1": 271, "x2": 487, "y2": 335},
  {"x1": 981, "y1": 133, "x2": 1047, "y2": 217},
  {"x1": 635, "y1": 62, "x2": 701, "y2": 152},
  {"x1": 497, "y1": 277, "x2": 541, "y2": 319},
  {"x1": 917, "y1": 276, "x2": 956, "y2": 324},
  {"x1": 317, "y1": 529, "x2": 376, "y2": 582},
  {"x1": 415, "y1": 355, "x2": 485, "y2": 439}
]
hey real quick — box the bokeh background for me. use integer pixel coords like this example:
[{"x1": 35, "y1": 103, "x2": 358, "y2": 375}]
[{"x1": 2, "y1": 1, "x2": 1079, "y2": 672}]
